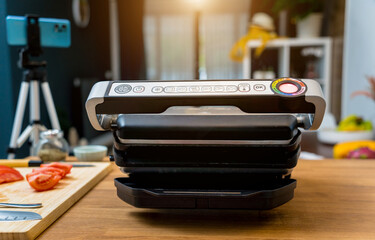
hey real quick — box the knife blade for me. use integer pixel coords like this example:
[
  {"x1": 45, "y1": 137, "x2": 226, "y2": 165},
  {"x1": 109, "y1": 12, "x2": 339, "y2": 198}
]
[
  {"x1": 0, "y1": 159, "x2": 94, "y2": 167},
  {"x1": 0, "y1": 203, "x2": 42, "y2": 208},
  {"x1": 0, "y1": 210, "x2": 42, "y2": 221}
]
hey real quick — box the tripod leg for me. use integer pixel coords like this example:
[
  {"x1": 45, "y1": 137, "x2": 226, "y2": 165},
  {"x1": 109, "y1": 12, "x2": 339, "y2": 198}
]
[
  {"x1": 8, "y1": 82, "x2": 30, "y2": 159},
  {"x1": 30, "y1": 80, "x2": 41, "y2": 154},
  {"x1": 41, "y1": 82, "x2": 61, "y2": 130},
  {"x1": 38, "y1": 125, "x2": 47, "y2": 132},
  {"x1": 16, "y1": 125, "x2": 34, "y2": 149}
]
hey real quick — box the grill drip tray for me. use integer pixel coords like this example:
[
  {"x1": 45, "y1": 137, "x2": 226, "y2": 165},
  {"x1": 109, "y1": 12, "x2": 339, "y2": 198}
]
[{"x1": 114, "y1": 177, "x2": 296, "y2": 209}]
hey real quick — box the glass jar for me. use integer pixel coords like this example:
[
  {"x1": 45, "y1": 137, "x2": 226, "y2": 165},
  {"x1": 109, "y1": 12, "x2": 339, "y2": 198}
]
[{"x1": 34, "y1": 130, "x2": 69, "y2": 162}]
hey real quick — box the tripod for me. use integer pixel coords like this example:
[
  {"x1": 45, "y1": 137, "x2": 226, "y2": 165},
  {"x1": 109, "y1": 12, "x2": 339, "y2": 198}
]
[{"x1": 7, "y1": 16, "x2": 61, "y2": 159}]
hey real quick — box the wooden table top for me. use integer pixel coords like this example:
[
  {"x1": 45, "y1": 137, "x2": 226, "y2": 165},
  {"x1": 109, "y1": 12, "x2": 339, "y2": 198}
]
[{"x1": 37, "y1": 159, "x2": 375, "y2": 240}]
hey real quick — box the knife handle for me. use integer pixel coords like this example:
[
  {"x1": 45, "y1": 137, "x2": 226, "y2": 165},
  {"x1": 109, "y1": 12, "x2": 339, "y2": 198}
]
[{"x1": 0, "y1": 159, "x2": 43, "y2": 167}]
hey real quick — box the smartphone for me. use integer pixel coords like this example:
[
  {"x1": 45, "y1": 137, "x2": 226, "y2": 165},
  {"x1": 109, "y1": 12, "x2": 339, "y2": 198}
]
[{"x1": 6, "y1": 16, "x2": 71, "y2": 48}]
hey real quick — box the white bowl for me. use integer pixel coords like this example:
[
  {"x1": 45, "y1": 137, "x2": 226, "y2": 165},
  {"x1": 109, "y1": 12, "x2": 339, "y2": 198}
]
[
  {"x1": 73, "y1": 145, "x2": 108, "y2": 162},
  {"x1": 317, "y1": 129, "x2": 374, "y2": 145}
]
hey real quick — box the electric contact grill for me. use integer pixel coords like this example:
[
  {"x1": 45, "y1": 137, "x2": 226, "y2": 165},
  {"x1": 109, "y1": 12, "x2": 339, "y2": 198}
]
[{"x1": 86, "y1": 78, "x2": 325, "y2": 209}]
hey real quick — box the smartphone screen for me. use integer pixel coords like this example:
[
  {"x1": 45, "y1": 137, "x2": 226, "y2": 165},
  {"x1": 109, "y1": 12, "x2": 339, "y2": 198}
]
[{"x1": 6, "y1": 16, "x2": 71, "y2": 48}]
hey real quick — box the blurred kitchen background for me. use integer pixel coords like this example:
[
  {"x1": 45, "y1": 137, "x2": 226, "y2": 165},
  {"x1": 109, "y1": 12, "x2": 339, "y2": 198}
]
[{"x1": 1, "y1": 0, "x2": 374, "y2": 158}]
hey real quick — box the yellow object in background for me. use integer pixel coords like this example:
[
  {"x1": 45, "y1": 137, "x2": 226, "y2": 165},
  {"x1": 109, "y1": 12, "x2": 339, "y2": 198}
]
[
  {"x1": 337, "y1": 114, "x2": 373, "y2": 131},
  {"x1": 229, "y1": 25, "x2": 279, "y2": 62},
  {"x1": 333, "y1": 140, "x2": 375, "y2": 159}
]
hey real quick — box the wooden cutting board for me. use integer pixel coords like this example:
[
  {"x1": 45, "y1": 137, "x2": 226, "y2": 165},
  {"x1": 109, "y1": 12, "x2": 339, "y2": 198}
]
[{"x1": 0, "y1": 162, "x2": 112, "y2": 240}]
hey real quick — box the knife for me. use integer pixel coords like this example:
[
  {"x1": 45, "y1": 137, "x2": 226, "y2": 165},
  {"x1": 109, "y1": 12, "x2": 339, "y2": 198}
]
[
  {"x1": 0, "y1": 210, "x2": 42, "y2": 221},
  {"x1": 0, "y1": 203, "x2": 42, "y2": 208},
  {"x1": 0, "y1": 159, "x2": 94, "y2": 168}
]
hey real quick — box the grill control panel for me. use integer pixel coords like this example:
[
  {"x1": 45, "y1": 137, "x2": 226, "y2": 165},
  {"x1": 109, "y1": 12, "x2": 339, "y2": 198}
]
[{"x1": 108, "y1": 78, "x2": 306, "y2": 97}]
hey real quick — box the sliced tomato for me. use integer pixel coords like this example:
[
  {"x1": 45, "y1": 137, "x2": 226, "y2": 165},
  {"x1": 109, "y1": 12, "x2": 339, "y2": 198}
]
[
  {"x1": 31, "y1": 166, "x2": 66, "y2": 178},
  {"x1": 0, "y1": 172, "x2": 24, "y2": 184},
  {"x1": 27, "y1": 169, "x2": 63, "y2": 182},
  {"x1": 0, "y1": 165, "x2": 13, "y2": 169},
  {"x1": 26, "y1": 173, "x2": 61, "y2": 191},
  {"x1": 41, "y1": 162, "x2": 72, "y2": 176},
  {"x1": 0, "y1": 165, "x2": 24, "y2": 184}
]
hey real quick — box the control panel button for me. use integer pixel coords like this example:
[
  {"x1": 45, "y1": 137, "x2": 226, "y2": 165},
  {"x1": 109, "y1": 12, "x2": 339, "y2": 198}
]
[
  {"x1": 201, "y1": 86, "x2": 212, "y2": 92},
  {"x1": 164, "y1": 86, "x2": 176, "y2": 93},
  {"x1": 226, "y1": 85, "x2": 238, "y2": 92},
  {"x1": 133, "y1": 86, "x2": 145, "y2": 93},
  {"x1": 254, "y1": 84, "x2": 266, "y2": 91},
  {"x1": 189, "y1": 86, "x2": 200, "y2": 92},
  {"x1": 176, "y1": 87, "x2": 187, "y2": 93},
  {"x1": 279, "y1": 83, "x2": 298, "y2": 93},
  {"x1": 271, "y1": 78, "x2": 306, "y2": 96},
  {"x1": 214, "y1": 86, "x2": 225, "y2": 92},
  {"x1": 238, "y1": 83, "x2": 250, "y2": 92},
  {"x1": 114, "y1": 84, "x2": 132, "y2": 94},
  {"x1": 152, "y1": 86, "x2": 163, "y2": 93}
]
